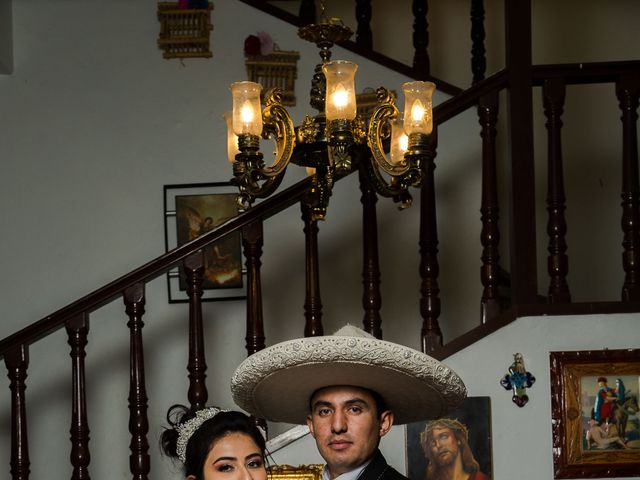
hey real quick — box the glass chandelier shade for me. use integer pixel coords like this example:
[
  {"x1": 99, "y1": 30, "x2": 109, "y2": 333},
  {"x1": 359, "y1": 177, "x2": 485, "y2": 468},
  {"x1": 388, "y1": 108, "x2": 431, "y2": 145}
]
[
  {"x1": 402, "y1": 81, "x2": 436, "y2": 135},
  {"x1": 224, "y1": 111, "x2": 240, "y2": 163},
  {"x1": 322, "y1": 60, "x2": 358, "y2": 121},
  {"x1": 230, "y1": 81, "x2": 263, "y2": 135},
  {"x1": 390, "y1": 117, "x2": 409, "y2": 164}
]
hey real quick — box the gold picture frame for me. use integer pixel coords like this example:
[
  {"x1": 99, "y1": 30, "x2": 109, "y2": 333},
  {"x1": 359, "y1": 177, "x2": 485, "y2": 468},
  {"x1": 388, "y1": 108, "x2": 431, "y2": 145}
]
[
  {"x1": 550, "y1": 348, "x2": 640, "y2": 478},
  {"x1": 268, "y1": 464, "x2": 323, "y2": 480}
]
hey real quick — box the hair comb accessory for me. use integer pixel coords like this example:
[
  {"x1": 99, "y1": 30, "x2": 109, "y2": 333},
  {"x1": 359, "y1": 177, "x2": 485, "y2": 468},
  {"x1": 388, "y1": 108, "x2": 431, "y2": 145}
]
[{"x1": 176, "y1": 406, "x2": 229, "y2": 463}]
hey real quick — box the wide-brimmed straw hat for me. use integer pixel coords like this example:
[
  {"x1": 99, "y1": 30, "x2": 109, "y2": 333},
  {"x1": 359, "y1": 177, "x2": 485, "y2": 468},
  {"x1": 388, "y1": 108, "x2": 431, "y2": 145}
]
[{"x1": 231, "y1": 324, "x2": 466, "y2": 425}]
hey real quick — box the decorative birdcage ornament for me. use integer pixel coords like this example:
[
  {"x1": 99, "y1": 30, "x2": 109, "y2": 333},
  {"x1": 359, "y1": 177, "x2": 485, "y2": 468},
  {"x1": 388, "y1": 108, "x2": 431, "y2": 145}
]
[
  {"x1": 157, "y1": 2, "x2": 213, "y2": 59},
  {"x1": 245, "y1": 49, "x2": 300, "y2": 107}
]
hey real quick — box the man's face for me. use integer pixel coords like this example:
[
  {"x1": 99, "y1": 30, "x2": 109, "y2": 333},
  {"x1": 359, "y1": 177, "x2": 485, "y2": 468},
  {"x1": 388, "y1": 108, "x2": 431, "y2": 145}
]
[
  {"x1": 428, "y1": 426, "x2": 460, "y2": 467},
  {"x1": 306, "y1": 386, "x2": 393, "y2": 479}
]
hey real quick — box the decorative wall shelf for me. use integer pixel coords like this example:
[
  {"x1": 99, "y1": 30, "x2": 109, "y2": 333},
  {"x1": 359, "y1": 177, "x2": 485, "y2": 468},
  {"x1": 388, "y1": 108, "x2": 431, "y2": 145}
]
[{"x1": 157, "y1": 2, "x2": 213, "y2": 59}]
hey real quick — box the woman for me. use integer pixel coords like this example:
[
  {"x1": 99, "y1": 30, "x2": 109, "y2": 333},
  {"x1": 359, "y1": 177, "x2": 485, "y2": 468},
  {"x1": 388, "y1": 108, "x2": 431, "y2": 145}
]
[{"x1": 161, "y1": 404, "x2": 268, "y2": 480}]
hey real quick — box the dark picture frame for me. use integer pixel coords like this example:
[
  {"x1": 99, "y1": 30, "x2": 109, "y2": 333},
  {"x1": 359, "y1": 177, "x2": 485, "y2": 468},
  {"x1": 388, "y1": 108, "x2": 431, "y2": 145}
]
[
  {"x1": 550, "y1": 348, "x2": 640, "y2": 478},
  {"x1": 163, "y1": 182, "x2": 246, "y2": 303},
  {"x1": 406, "y1": 396, "x2": 493, "y2": 480}
]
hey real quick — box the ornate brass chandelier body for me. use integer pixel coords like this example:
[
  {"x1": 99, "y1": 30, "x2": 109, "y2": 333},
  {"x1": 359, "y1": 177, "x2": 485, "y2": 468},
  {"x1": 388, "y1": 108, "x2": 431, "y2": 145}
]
[{"x1": 228, "y1": 20, "x2": 437, "y2": 220}]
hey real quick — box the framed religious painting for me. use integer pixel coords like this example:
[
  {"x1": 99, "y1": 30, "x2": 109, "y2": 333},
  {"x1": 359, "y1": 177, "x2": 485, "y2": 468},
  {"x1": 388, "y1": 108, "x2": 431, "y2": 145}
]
[
  {"x1": 406, "y1": 396, "x2": 493, "y2": 480},
  {"x1": 163, "y1": 182, "x2": 246, "y2": 303},
  {"x1": 550, "y1": 348, "x2": 640, "y2": 478}
]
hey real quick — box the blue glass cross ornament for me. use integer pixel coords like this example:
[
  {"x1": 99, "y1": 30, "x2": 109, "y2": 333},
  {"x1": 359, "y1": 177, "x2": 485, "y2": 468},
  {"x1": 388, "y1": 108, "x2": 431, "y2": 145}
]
[{"x1": 500, "y1": 352, "x2": 535, "y2": 407}]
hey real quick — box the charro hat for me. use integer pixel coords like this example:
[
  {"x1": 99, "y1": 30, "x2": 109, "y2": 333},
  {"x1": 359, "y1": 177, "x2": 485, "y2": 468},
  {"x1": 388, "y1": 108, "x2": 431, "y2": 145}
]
[{"x1": 231, "y1": 324, "x2": 466, "y2": 425}]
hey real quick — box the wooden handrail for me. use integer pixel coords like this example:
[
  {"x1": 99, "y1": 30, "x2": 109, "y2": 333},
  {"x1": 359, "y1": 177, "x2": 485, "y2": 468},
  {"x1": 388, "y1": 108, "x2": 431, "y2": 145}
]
[
  {"x1": 532, "y1": 60, "x2": 640, "y2": 85},
  {"x1": 0, "y1": 177, "x2": 313, "y2": 359}
]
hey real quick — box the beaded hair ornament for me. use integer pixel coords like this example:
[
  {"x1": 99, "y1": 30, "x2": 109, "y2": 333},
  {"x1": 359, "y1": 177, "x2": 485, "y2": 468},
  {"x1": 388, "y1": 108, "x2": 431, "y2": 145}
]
[
  {"x1": 176, "y1": 407, "x2": 229, "y2": 463},
  {"x1": 175, "y1": 407, "x2": 267, "y2": 463}
]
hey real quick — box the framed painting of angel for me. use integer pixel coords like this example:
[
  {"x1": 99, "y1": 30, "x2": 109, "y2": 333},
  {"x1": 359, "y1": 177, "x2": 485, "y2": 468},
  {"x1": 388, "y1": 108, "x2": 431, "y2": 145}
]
[{"x1": 164, "y1": 182, "x2": 246, "y2": 302}]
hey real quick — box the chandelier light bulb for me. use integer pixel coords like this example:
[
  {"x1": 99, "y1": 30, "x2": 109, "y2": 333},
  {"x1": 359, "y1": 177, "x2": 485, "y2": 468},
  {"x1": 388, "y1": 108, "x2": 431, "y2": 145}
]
[
  {"x1": 240, "y1": 101, "x2": 254, "y2": 124},
  {"x1": 411, "y1": 100, "x2": 426, "y2": 123},
  {"x1": 332, "y1": 83, "x2": 349, "y2": 108}
]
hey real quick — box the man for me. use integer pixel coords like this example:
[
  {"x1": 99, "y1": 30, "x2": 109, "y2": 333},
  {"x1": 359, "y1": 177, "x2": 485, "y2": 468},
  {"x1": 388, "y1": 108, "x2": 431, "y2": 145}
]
[
  {"x1": 231, "y1": 324, "x2": 467, "y2": 480},
  {"x1": 593, "y1": 376, "x2": 615, "y2": 424},
  {"x1": 421, "y1": 418, "x2": 489, "y2": 480},
  {"x1": 585, "y1": 419, "x2": 628, "y2": 449}
]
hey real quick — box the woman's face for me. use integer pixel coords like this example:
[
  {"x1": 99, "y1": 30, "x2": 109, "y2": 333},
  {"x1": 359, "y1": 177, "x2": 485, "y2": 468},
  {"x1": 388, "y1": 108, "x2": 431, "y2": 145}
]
[{"x1": 194, "y1": 432, "x2": 267, "y2": 480}]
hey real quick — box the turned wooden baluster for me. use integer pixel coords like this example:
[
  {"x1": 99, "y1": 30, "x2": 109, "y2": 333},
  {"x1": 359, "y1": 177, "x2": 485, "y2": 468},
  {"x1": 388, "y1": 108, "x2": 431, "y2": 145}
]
[
  {"x1": 183, "y1": 251, "x2": 208, "y2": 410},
  {"x1": 298, "y1": 0, "x2": 316, "y2": 26},
  {"x1": 617, "y1": 74, "x2": 640, "y2": 301},
  {"x1": 302, "y1": 204, "x2": 324, "y2": 337},
  {"x1": 478, "y1": 92, "x2": 502, "y2": 322},
  {"x1": 543, "y1": 78, "x2": 571, "y2": 303},
  {"x1": 412, "y1": 0, "x2": 430, "y2": 78},
  {"x1": 419, "y1": 130, "x2": 442, "y2": 352},
  {"x1": 5, "y1": 345, "x2": 29, "y2": 480},
  {"x1": 242, "y1": 221, "x2": 266, "y2": 353},
  {"x1": 355, "y1": 0, "x2": 373, "y2": 51},
  {"x1": 124, "y1": 283, "x2": 150, "y2": 480},
  {"x1": 470, "y1": 0, "x2": 486, "y2": 84},
  {"x1": 66, "y1": 314, "x2": 91, "y2": 480},
  {"x1": 359, "y1": 168, "x2": 382, "y2": 339}
]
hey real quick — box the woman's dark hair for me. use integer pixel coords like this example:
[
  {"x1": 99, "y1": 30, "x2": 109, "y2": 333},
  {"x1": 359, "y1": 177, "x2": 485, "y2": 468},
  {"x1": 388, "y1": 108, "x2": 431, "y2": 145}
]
[{"x1": 160, "y1": 404, "x2": 266, "y2": 479}]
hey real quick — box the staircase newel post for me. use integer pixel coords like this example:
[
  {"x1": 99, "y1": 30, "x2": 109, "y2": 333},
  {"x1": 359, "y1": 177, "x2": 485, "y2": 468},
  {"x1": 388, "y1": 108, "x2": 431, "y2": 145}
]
[
  {"x1": 5, "y1": 344, "x2": 30, "y2": 480},
  {"x1": 301, "y1": 203, "x2": 324, "y2": 337},
  {"x1": 66, "y1": 313, "x2": 91, "y2": 480},
  {"x1": 183, "y1": 251, "x2": 208, "y2": 410},
  {"x1": 358, "y1": 166, "x2": 382, "y2": 338},
  {"x1": 617, "y1": 73, "x2": 640, "y2": 301},
  {"x1": 504, "y1": 0, "x2": 538, "y2": 305},
  {"x1": 478, "y1": 92, "x2": 502, "y2": 323},
  {"x1": 470, "y1": 0, "x2": 486, "y2": 84},
  {"x1": 412, "y1": 0, "x2": 430, "y2": 78},
  {"x1": 124, "y1": 282, "x2": 150, "y2": 480},
  {"x1": 543, "y1": 78, "x2": 571, "y2": 303},
  {"x1": 242, "y1": 221, "x2": 266, "y2": 353},
  {"x1": 359, "y1": 167, "x2": 383, "y2": 339},
  {"x1": 418, "y1": 129, "x2": 443, "y2": 353},
  {"x1": 298, "y1": 0, "x2": 316, "y2": 27},
  {"x1": 355, "y1": 0, "x2": 373, "y2": 51}
]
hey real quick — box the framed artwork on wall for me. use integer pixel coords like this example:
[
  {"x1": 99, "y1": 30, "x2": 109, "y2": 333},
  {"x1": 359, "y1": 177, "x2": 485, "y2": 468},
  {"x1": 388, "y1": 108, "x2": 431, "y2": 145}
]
[
  {"x1": 406, "y1": 396, "x2": 493, "y2": 480},
  {"x1": 163, "y1": 182, "x2": 246, "y2": 303},
  {"x1": 550, "y1": 348, "x2": 640, "y2": 478}
]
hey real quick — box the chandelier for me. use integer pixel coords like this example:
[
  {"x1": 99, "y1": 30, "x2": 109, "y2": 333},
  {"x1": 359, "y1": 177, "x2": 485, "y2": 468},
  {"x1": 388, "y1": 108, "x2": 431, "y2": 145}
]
[{"x1": 226, "y1": 19, "x2": 437, "y2": 221}]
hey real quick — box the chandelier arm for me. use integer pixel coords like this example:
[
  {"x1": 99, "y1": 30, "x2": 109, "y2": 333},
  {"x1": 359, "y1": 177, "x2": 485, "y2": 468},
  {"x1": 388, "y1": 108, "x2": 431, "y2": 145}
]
[
  {"x1": 258, "y1": 88, "x2": 296, "y2": 179},
  {"x1": 366, "y1": 88, "x2": 409, "y2": 177},
  {"x1": 359, "y1": 152, "x2": 414, "y2": 209}
]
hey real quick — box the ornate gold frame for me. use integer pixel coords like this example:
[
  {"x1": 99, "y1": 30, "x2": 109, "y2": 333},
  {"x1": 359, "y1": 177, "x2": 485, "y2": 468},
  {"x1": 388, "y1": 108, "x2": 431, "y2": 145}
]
[
  {"x1": 550, "y1": 348, "x2": 640, "y2": 478},
  {"x1": 268, "y1": 464, "x2": 323, "y2": 480}
]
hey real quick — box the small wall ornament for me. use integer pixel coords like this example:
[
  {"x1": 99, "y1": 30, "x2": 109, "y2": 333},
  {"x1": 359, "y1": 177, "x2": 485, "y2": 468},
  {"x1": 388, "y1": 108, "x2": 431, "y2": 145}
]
[{"x1": 500, "y1": 352, "x2": 535, "y2": 407}]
